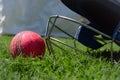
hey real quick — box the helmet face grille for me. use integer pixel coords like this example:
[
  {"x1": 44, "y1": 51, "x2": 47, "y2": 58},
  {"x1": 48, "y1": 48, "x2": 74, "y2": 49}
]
[{"x1": 45, "y1": 15, "x2": 120, "y2": 53}]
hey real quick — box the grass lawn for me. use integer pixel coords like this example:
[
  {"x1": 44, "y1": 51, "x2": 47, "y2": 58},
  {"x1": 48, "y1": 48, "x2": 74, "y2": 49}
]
[{"x1": 0, "y1": 35, "x2": 120, "y2": 80}]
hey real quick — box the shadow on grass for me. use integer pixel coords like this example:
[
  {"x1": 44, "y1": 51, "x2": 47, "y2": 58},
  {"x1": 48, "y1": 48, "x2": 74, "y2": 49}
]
[{"x1": 90, "y1": 50, "x2": 120, "y2": 62}]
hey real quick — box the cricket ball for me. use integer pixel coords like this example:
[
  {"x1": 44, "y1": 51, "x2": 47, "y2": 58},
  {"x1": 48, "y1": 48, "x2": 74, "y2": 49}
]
[{"x1": 10, "y1": 31, "x2": 46, "y2": 58}]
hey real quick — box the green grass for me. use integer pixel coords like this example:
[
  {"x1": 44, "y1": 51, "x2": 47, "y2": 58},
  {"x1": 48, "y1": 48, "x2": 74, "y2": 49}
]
[{"x1": 0, "y1": 35, "x2": 120, "y2": 80}]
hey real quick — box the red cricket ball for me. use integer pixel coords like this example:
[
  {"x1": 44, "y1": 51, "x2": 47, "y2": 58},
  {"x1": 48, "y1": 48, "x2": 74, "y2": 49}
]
[{"x1": 10, "y1": 31, "x2": 46, "y2": 58}]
